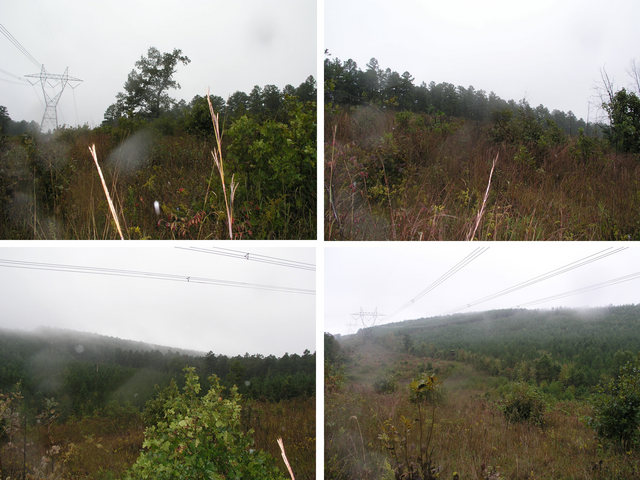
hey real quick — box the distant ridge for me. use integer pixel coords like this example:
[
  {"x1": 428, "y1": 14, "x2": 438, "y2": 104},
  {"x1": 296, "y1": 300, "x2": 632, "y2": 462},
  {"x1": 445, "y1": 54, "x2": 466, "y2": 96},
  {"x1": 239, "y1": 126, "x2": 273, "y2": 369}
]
[{"x1": 0, "y1": 325, "x2": 206, "y2": 357}]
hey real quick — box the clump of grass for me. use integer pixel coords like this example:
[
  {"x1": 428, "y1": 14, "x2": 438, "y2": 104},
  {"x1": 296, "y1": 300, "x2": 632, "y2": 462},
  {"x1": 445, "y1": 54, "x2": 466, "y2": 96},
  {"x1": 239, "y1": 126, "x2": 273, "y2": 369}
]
[
  {"x1": 206, "y1": 89, "x2": 237, "y2": 239},
  {"x1": 88, "y1": 144, "x2": 124, "y2": 240}
]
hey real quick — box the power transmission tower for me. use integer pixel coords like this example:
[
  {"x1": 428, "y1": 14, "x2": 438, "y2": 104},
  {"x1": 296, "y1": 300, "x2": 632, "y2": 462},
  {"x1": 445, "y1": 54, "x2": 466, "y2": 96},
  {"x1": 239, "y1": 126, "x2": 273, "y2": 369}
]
[
  {"x1": 349, "y1": 307, "x2": 385, "y2": 339},
  {"x1": 25, "y1": 65, "x2": 82, "y2": 132}
]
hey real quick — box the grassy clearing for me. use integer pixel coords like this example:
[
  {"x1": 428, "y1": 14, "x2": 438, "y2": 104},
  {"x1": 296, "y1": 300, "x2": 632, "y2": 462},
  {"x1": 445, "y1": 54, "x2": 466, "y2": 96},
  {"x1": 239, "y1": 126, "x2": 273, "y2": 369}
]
[
  {"x1": 326, "y1": 338, "x2": 640, "y2": 479},
  {"x1": 0, "y1": 94, "x2": 315, "y2": 239},
  {"x1": 0, "y1": 397, "x2": 314, "y2": 480},
  {"x1": 325, "y1": 106, "x2": 640, "y2": 240}
]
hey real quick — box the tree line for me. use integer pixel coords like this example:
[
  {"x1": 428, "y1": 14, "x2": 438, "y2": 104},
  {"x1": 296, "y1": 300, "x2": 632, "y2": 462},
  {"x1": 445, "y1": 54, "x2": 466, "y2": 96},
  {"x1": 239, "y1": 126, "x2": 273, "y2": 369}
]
[
  {"x1": 358, "y1": 305, "x2": 640, "y2": 396},
  {"x1": 325, "y1": 53, "x2": 591, "y2": 136},
  {"x1": 0, "y1": 328, "x2": 315, "y2": 418}
]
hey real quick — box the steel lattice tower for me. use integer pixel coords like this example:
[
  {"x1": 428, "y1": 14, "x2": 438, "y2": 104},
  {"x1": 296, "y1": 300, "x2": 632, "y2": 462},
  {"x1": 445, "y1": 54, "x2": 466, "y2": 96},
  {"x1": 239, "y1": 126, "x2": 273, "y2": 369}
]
[{"x1": 25, "y1": 65, "x2": 82, "y2": 132}]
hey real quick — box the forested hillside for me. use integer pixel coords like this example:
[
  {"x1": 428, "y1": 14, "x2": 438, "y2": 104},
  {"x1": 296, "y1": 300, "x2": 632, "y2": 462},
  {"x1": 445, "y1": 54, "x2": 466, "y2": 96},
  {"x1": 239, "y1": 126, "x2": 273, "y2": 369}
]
[
  {"x1": 0, "y1": 328, "x2": 315, "y2": 479},
  {"x1": 0, "y1": 47, "x2": 317, "y2": 240},
  {"x1": 325, "y1": 55, "x2": 640, "y2": 240},
  {"x1": 359, "y1": 304, "x2": 640, "y2": 395},
  {"x1": 326, "y1": 305, "x2": 640, "y2": 479}
]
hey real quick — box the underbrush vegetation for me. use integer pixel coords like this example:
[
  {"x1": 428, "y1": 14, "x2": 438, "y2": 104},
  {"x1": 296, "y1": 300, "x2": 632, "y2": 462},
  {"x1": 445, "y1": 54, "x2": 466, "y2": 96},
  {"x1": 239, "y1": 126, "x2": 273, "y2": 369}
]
[
  {"x1": 325, "y1": 306, "x2": 640, "y2": 479},
  {"x1": 0, "y1": 49, "x2": 316, "y2": 239},
  {"x1": 0, "y1": 330, "x2": 315, "y2": 479},
  {"x1": 324, "y1": 55, "x2": 640, "y2": 240},
  {"x1": 326, "y1": 106, "x2": 640, "y2": 240}
]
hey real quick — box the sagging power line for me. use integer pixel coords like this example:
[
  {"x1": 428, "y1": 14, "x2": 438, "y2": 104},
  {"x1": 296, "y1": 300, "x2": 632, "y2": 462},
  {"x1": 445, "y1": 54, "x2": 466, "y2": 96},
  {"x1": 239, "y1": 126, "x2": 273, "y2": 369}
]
[
  {"x1": 176, "y1": 246, "x2": 315, "y2": 271},
  {"x1": 518, "y1": 271, "x2": 640, "y2": 307},
  {"x1": 0, "y1": 23, "x2": 40, "y2": 68},
  {"x1": 0, "y1": 258, "x2": 314, "y2": 296},
  {"x1": 389, "y1": 246, "x2": 489, "y2": 318},
  {"x1": 448, "y1": 246, "x2": 628, "y2": 314}
]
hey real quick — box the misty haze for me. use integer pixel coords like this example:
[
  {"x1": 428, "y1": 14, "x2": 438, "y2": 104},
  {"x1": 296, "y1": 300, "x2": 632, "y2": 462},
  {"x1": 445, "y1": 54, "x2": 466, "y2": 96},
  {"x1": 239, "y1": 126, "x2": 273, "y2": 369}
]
[
  {"x1": 325, "y1": 1, "x2": 640, "y2": 240},
  {"x1": 0, "y1": 245, "x2": 316, "y2": 479},
  {"x1": 0, "y1": 1, "x2": 317, "y2": 239}
]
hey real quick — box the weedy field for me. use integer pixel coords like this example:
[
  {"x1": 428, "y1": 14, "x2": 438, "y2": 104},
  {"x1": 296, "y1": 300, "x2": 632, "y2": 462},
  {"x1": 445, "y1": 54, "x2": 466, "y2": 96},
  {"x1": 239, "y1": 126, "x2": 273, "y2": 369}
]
[
  {"x1": 325, "y1": 106, "x2": 640, "y2": 241},
  {"x1": 325, "y1": 310, "x2": 640, "y2": 479},
  {"x1": 0, "y1": 396, "x2": 315, "y2": 480},
  {"x1": 0, "y1": 85, "x2": 316, "y2": 240}
]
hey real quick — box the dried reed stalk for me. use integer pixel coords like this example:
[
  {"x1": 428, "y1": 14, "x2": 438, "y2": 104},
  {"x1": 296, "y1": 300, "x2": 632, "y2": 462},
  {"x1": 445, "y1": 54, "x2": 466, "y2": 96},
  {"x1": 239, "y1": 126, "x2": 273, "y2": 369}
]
[
  {"x1": 277, "y1": 437, "x2": 295, "y2": 480},
  {"x1": 467, "y1": 152, "x2": 498, "y2": 241},
  {"x1": 88, "y1": 144, "x2": 124, "y2": 240},
  {"x1": 206, "y1": 88, "x2": 237, "y2": 239}
]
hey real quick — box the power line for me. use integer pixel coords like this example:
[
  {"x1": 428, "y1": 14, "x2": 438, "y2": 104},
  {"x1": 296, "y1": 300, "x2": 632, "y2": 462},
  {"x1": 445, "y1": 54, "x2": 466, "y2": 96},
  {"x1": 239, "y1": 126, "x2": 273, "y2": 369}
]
[
  {"x1": 0, "y1": 24, "x2": 40, "y2": 68},
  {"x1": 176, "y1": 246, "x2": 315, "y2": 271},
  {"x1": 0, "y1": 67, "x2": 29, "y2": 83},
  {"x1": 518, "y1": 271, "x2": 640, "y2": 307},
  {"x1": 0, "y1": 76, "x2": 28, "y2": 86},
  {"x1": 0, "y1": 259, "x2": 314, "y2": 296},
  {"x1": 389, "y1": 246, "x2": 489, "y2": 318},
  {"x1": 448, "y1": 246, "x2": 628, "y2": 313}
]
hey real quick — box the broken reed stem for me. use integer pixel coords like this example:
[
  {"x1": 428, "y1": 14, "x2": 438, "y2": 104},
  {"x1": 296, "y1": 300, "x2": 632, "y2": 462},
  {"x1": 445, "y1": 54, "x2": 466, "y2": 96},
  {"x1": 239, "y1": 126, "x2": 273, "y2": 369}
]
[
  {"x1": 277, "y1": 437, "x2": 295, "y2": 480},
  {"x1": 88, "y1": 144, "x2": 124, "y2": 240},
  {"x1": 467, "y1": 152, "x2": 498, "y2": 241},
  {"x1": 206, "y1": 88, "x2": 236, "y2": 239},
  {"x1": 328, "y1": 124, "x2": 341, "y2": 231}
]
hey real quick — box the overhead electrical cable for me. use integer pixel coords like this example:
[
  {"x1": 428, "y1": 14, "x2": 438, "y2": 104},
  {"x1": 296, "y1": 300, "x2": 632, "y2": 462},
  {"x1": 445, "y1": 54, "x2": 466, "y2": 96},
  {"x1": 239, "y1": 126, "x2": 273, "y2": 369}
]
[
  {"x1": 0, "y1": 67, "x2": 29, "y2": 83},
  {"x1": 0, "y1": 76, "x2": 28, "y2": 86},
  {"x1": 518, "y1": 271, "x2": 640, "y2": 307},
  {"x1": 176, "y1": 246, "x2": 315, "y2": 271},
  {"x1": 448, "y1": 246, "x2": 628, "y2": 313},
  {"x1": 0, "y1": 258, "x2": 314, "y2": 296},
  {"x1": 389, "y1": 246, "x2": 489, "y2": 318},
  {"x1": 0, "y1": 24, "x2": 40, "y2": 68}
]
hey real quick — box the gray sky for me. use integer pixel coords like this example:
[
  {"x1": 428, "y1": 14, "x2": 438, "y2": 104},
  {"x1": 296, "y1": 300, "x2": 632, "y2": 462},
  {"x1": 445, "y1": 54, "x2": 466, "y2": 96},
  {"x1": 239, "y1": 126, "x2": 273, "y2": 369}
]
[
  {"x1": 326, "y1": 0, "x2": 640, "y2": 122},
  {"x1": 0, "y1": 0, "x2": 316, "y2": 127},
  {"x1": 325, "y1": 243, "x2": 640, "y2": 335},
  {"x1": 0, "y1": 244, "x2": 315, "y2": 356}
]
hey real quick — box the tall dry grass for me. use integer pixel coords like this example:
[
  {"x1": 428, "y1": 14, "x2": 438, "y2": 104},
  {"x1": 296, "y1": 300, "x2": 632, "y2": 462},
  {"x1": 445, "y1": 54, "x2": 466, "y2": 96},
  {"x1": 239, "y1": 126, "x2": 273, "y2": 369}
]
[
  {"x1": 206, "y1": 89, "x2": 237, "y2": 239},
  {"x1": 325, "y1": 107, "x2": 640, "y2": 240},
  {"x1": 326, "y1": 358, "x2": 640, "y2": 479},
  {"x1": 88, "y1": 144, "x2": 125, "y2": 239}
]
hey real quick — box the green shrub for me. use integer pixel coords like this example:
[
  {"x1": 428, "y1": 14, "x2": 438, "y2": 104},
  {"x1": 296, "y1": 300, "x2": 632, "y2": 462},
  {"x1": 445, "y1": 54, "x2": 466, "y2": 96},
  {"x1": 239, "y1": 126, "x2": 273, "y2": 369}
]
[
  {"x1": 125, "y1": 367, "x2": 285, "y2": 480},
  {"x1": 373, "y1": 376, "x2": 397, "y2": 394},
  {"x1": 590, "y1": 359, "x2": 640, "y2": 451},
  {"x1": 501, "y1": 382, "x2": 546, "y2": 426}
]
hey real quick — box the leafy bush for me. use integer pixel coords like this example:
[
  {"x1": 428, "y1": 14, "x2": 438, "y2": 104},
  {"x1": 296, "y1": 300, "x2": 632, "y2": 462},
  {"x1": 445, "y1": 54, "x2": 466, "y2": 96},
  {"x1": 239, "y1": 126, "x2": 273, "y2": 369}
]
[
  {"x1": 590, "y1": 359, "x2": 640, "y2": 451},
  {"x1": 126, "y1": 367, "x2": 285, "y2": 480},
  {"x1": 500, "y1": 382, "x2": 546, "y2": 426},
  {"x1": 373, "y1": 376, "x2": 397, "y2": 394}
]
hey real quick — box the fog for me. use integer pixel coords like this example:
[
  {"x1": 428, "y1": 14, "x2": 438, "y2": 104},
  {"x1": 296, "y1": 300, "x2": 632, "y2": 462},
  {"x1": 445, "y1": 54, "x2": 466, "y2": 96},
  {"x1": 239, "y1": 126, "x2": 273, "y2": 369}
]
[
  {"x1": 326, "y1": 0, "x2": 640, "y2": 121},
  {"x1": 0, "y1": 244, "x2": 316, "y2": 356},
  {"x1": 0, "y1": 0, "x2": 316, "y2": 126},
  {"x1": 325, "y1": 243, "x2": 640, "y2": 335}
]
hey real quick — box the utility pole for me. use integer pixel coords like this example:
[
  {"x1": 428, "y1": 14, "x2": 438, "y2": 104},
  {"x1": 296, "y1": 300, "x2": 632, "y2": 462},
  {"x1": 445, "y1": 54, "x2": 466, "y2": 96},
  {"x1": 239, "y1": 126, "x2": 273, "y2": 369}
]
[{"x1": 25, "y1": 65, "x2": 82, "y2": 132}]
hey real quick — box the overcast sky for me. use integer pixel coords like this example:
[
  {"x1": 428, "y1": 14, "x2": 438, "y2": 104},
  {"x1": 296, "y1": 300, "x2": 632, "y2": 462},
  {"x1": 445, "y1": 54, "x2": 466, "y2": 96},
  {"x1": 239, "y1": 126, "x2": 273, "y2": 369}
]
[
  {"x1": 325, "y1": 243, "x2": 640, "y2": 335},
  {"x1": 0, "y1": 0, "x2": 316, "y2": 127},
  {"x1": 326, "y1": 0, "x2": 640, "y2": 122},
  {"x1": 0, "y1": 244, "x2": 315, "y2": 356}
]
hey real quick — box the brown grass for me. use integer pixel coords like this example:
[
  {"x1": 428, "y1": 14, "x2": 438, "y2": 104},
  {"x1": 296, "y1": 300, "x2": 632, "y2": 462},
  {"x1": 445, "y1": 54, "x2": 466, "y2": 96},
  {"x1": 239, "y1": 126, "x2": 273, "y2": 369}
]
[
  {"x1": 206, "y1": 89, "x2": 237, "y2": 239},
  {"x1": 88, "y1": 144, "x2": 125, "y2": 240},
  {"x1": 325, "y1": 107, "x2": 640, "y2": 240},
  {"x1": 326, "y1": 343, "x2": 640, "y2": 479}
]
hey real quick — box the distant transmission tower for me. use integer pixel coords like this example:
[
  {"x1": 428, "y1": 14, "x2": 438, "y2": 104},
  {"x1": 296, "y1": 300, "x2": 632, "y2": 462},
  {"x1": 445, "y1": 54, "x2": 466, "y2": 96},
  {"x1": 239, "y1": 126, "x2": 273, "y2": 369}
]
[
  {"x1": 25, "y1": 65, "x2": 82, "y2": 132},
  {"x1": 350, "y1": 307, "x2": 385, "y2": 337}
]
